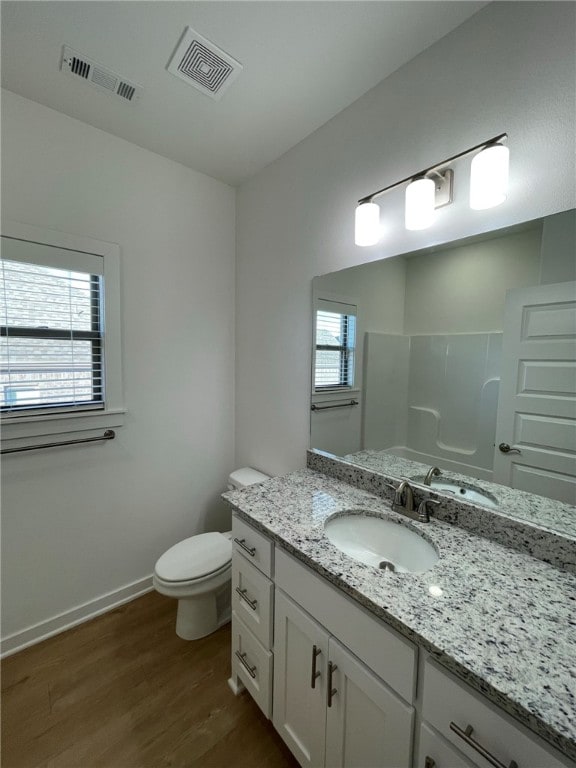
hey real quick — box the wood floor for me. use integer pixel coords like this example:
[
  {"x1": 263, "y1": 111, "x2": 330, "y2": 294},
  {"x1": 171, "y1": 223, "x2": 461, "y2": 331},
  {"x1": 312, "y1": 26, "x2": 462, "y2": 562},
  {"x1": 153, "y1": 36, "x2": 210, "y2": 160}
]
[{"x1": 1, "y1": 591, "x2": 299, "y2": 768}]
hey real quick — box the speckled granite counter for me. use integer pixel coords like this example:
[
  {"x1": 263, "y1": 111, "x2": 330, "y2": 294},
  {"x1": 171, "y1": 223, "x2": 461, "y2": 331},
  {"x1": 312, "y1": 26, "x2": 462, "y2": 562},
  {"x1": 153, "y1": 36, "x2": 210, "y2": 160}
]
[
  {"x1": 310, "y1": 449, "x2": 576, "y2": 574},
  {"x1": 223, "y1": 469, "x2": 576, "y2": 762},
  {"x1": 343, "y1": 448, "x2": 576, "y2": 539}
]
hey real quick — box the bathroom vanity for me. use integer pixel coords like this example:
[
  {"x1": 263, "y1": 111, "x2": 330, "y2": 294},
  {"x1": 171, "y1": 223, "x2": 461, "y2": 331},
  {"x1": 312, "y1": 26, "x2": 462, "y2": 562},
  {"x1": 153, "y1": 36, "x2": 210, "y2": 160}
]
[{"x1": 224, "y1": 460, "x2": 576, "y2": 768}]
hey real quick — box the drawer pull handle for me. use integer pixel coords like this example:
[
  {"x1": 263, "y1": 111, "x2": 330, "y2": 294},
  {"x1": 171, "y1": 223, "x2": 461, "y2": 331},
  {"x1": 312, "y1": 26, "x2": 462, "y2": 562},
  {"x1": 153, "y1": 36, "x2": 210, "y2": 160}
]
[
  {"x1": 235, "y1": 587, "x2": 258, "y2": 611},
  {"x1": 234, "y1": 537, "x2": 256, "y2": 557},
  {"x1": 450, "y1": 722, "x2": 518, "y2": 768},
  {"x1": 424, "y1": 758, "x2": 436, "y2": 768},
  {"x1": 327, "y1": 661, "x2": 338, "y2": 708},
  {"x1": 235, "y1": 650, "x2": 257, "y2": 679},
  {"x1": 311, "y1": 644, "x2": 322, "y2": 689}
]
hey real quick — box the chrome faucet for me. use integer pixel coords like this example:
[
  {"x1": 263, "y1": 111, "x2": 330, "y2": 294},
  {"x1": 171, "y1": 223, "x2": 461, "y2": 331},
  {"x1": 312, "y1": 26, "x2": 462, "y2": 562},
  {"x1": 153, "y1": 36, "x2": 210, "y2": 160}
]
[
  {"x1": 417, "y1": 498, "x2": 440, "y2": 523},
  {"x1": 385, "y1": 480, "x2": 437, "y2": 524},
  {"x1": 424, "y1": 466, "x2": 442, "y2": 486},
  {"x1": 392, "y1": 480, "x2": 415, "y2": 515}
]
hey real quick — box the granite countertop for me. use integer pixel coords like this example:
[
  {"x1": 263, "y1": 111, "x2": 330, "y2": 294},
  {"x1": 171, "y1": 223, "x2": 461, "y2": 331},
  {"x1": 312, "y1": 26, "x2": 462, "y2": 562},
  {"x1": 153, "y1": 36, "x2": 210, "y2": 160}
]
[
  {"x1": 343, "y1": 449, "x2": 576, "y2": 538},
  {"x1": 223, "y1": 469, "x2": 576, "y2": 762}
]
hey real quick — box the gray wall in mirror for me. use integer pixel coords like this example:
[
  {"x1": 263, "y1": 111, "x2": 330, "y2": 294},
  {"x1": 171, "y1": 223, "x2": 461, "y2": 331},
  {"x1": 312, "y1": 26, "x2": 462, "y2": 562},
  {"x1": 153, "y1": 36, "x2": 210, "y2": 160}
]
[{"x1": 310, "y1": 209, "x2": 576, "y2": 522}]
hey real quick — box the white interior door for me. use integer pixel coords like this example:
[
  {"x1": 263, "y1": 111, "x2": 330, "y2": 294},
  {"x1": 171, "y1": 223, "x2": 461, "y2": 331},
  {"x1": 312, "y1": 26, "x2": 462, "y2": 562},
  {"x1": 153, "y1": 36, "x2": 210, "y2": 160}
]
[{"x1": 493, "y1": 281, "x2": 576, "y2": 504}]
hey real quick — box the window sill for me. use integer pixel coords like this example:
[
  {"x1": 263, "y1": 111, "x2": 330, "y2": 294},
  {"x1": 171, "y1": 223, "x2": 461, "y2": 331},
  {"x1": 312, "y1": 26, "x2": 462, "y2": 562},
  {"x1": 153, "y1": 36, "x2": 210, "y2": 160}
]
[
  {"x1": 1, "y1": 408, "x2": 126, "y2": 447},
  {"x1": 312, "y1": 388, "x2": 361, "y2": 397}
]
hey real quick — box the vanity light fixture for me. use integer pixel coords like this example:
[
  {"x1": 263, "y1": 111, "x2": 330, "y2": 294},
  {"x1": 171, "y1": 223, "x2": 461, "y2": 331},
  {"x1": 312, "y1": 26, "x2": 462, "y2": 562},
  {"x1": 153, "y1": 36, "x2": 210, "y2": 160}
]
[
  {"x1": 469, "y1": 142, "x2": 510, "y2": 210},
  {"x1": 405, "y1": 177, "x2": 436, "y2": 231},
  {"x1": 355, "y1": 132, "x2": 508, "y2": 246},
  {"x1": 354, "y1": 201, "x2": 380, "y2": 246}
]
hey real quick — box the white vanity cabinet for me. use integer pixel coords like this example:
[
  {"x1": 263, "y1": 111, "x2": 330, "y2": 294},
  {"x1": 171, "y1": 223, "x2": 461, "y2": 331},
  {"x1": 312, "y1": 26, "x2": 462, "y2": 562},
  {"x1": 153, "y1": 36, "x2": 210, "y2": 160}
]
[
  {"x1": 273, "y1": 588, "x2": 328, "y2": 767},
  {"x1": 273, "y1": 548, "x2": 416, "y2": 768},
  {"x1": 273, "y1": 589, "x2": 414, "y2": 768},
  {"x1": 416, "y1": 723, "x2": 477, "y2": 768},
  {"x1": 420, "y1": 659, "x2": 573, "y2": 768},
  {"x1": 229, "y1": 514, "x2": 574, "y2": 768},
  {"x1": 229, "y1": 516, "x2": 275, "y2": 717},
  {"x1": 324, "y1": 635, "x2": 414, "y2": 768}
]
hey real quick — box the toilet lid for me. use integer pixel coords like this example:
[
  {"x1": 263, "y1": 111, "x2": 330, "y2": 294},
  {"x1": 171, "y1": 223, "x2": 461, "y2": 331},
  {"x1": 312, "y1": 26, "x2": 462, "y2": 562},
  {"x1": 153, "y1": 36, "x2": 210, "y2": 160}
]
[{"x1": 155, "y1": 533, "x2": 231, "y2": 582}]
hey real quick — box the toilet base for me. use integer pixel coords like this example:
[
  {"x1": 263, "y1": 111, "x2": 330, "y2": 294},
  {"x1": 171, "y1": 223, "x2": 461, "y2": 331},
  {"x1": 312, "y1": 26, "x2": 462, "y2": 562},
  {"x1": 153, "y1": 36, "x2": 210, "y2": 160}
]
[{"x1": 174, "y1": 582, "x2": 231, "y2": 640}]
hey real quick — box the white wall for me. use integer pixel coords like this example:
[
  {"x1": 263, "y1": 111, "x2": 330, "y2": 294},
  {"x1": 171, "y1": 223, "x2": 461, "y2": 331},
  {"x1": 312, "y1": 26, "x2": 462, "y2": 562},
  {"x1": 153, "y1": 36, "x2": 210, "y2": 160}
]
[
  {"x1": 235, "y1": 2, "x2": 576, "y2": 476},
  {"x1": 404, "y1": 228, "x2": 542, "y2": 335},
  {"x1": 540, "y1": 209, "x2": 576, "y2": 284},
  {"x1": 1, "y1": 90, "x2": 236, "y2": 648}
]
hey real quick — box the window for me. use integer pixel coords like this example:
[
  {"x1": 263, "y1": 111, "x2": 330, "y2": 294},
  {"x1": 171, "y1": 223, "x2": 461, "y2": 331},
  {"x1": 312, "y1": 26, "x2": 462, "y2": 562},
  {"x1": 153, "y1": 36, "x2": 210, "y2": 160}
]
[
  {"x1": 1, "y1": 244, "x2": 104, "y2": 416},
  {"x1": 314, "y1": 298, "x2": 357, "y2": 390},
  {"x1": 0, "y1": 221, "x2": 124, "y2": 443}
]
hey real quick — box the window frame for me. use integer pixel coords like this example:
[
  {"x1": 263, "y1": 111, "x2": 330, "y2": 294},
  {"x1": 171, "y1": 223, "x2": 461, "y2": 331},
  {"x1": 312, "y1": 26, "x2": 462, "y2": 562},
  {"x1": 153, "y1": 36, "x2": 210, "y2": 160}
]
[
  {"x1": 312, "y1": 293, "x2": 359, "y2": 394},
  {"x1": 1, "y1": 219, "x2": 125, "y2": 445}
]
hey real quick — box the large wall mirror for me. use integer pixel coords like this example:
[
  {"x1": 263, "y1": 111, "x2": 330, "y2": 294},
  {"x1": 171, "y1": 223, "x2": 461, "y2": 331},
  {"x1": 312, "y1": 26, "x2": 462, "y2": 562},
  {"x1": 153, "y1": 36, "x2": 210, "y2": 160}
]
[{"x1": 310, "y1": 209, "x2": 576, "y2": 532}]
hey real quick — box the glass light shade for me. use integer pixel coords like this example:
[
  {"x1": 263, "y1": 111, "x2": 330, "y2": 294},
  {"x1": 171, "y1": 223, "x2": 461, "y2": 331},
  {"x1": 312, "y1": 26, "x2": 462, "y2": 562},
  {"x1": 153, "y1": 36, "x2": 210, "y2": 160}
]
[
  {"x1": 470, "y1": 144, "x2": 509, "y2": 210},
  {"x1": 355, "y1": 202, "x2": 380, "y2": 246},
  {"x1": 405, "y1": 177, "x2": 435, "y2": 230}
]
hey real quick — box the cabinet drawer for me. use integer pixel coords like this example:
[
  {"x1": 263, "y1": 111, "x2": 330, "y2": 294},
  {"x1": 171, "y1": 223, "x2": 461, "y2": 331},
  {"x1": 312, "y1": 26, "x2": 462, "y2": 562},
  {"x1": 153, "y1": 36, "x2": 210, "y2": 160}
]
[
  {"x1": 422, "y1": 659, "x2": 571, "y2": 768},
  {"x1": 417, "y1": 723, "x2": 476, "y2": 768},
  {"x1": 232, "y1": 554, "x2": 274, "y2": 648},
  {"x1": 232, "y1": 515, "x2": 273, "y2": 577},
  {"x1": 275, "y1": 547, "x2": 416, "y2": 703},
  {"x1": 231, "y1": 611, "x2": 273, "y2": 718}
]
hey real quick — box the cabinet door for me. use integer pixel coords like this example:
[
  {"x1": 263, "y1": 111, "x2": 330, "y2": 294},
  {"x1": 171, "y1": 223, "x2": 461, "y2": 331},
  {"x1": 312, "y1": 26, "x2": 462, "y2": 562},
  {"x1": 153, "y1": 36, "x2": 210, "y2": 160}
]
[
  {"x1": 325, "y1": 638, "x2": 414, "y2": 768},
  {"x1": 273, "y1": 589, "x2": 329, "y2": 768}
]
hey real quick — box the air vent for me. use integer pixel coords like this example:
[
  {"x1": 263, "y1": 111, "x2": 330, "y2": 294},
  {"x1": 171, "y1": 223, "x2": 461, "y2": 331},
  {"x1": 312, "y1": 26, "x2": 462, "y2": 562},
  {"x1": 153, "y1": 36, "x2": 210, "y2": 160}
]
[
  {"x1": 166, "y1": 27, "x2": 242, "y2": 101},
  {"x1": 61, "y1": 46, "x2": 143, "y2": 103}
]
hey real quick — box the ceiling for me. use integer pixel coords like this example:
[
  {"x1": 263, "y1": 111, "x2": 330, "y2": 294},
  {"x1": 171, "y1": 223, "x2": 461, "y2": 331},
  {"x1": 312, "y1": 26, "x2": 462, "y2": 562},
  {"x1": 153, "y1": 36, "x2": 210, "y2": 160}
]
[{"x1": 1, "y1": 1, "x2": 487, "y2": 186}]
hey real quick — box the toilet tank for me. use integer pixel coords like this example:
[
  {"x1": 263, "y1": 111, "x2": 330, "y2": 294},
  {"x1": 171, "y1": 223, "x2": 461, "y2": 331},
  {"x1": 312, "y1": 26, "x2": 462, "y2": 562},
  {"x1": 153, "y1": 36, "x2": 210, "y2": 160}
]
[{"x1": 227, "y1": 467, "x2": 270, "y2": 490}]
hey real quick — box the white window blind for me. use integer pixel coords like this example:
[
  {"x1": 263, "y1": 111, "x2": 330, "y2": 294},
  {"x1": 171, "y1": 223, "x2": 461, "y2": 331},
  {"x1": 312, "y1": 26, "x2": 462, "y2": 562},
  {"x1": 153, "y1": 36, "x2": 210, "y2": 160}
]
[
  {"x1": 1, "y1": 237, "x2": 105, "y2": 417},
  {"x1": 314, "y1": 298, "x2": 357, "y2": 390}
]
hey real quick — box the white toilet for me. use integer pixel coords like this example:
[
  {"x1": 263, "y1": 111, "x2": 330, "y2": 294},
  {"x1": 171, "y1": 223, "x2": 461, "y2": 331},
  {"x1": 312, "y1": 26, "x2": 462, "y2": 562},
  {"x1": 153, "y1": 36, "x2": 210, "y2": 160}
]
[{"x1": 153, "y1": 467, "x2": 269, "y2": 640}]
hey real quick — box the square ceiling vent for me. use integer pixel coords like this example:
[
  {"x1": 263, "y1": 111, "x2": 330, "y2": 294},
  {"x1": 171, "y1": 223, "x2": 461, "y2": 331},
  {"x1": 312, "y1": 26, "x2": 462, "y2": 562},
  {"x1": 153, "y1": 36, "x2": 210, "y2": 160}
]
[{"x1": 166, "y1": 27, "x2": 242, "y2": 101}]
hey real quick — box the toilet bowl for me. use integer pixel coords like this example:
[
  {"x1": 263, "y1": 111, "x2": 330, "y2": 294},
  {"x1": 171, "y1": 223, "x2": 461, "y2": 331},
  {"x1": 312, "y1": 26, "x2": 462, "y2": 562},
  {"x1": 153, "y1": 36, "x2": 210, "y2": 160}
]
[
  {"x1": 153, "y1": 531, "x2": 233, "y2": 640},
  {"x1": 153, "y1": 468, "x2": 269, "y2": 640}
]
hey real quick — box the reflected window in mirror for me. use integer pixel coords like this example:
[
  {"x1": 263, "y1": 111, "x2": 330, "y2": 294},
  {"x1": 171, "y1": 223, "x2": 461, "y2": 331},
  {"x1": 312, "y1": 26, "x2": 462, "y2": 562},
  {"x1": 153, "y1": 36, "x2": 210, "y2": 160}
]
[{"x1": 313, "y1": 298, "x2": 357, "y2": 391}]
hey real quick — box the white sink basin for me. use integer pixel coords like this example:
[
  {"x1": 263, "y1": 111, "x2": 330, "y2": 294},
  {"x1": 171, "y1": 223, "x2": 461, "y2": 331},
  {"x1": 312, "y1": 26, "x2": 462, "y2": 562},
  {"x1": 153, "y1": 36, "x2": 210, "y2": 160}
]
[
  {"x1": 413, "y1": 477, "x2": 498, "y2": 509},
  {"x1": 324, "y1": 512, "x2": 439, "y2": 573},
  {"x1": 432, "y1": 481, "x2": 497, "y2": 508}
]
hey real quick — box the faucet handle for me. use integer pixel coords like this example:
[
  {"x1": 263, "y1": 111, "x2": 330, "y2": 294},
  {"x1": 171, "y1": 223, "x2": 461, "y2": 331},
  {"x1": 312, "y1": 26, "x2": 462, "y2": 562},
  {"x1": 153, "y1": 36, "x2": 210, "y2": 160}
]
[{"x1": 417, "y1": 498, "x2": 440, "y2": 522}]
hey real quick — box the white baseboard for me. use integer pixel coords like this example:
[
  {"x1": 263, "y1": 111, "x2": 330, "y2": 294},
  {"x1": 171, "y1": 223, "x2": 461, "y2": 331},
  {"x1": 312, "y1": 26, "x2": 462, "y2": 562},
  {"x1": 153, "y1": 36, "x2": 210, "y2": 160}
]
[{"x1": 0, "y1": 575, "x2": 154, "y2": 658}]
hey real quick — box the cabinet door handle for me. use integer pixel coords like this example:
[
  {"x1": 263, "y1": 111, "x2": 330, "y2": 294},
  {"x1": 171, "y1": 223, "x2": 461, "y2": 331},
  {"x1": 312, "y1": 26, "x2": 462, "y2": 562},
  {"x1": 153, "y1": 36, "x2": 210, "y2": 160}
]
[
  {"x1": 327, "y1": 661, "x2": 338, "y2": 707},
  {"x1": 235, "y1": 650, "x2": 257, "y2": 679},
  {"x1": 424, "y1": 758, "x2": 436, "y2": 768},
  {"x1": 235, "y1": 587, "x2": 258, "y2": 611},
  {"x1": 498, "y1": 443, "x2": 521, "y2": 455},
  {"x1": 310, "y1": 644, "x2": 322, "y2": 689},
  {"x1": 234, "y1": 537, "x2": 256, "y2": 556},
  {"x1": 450, "y1": 722, "x2": 518, "y2": 768}
]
